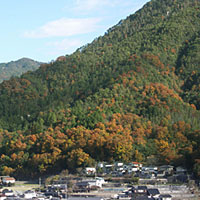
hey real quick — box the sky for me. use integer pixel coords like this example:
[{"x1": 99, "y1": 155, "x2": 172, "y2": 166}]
[{"x1": 0, "y1": 0, "x2": 150, "y2": 63}]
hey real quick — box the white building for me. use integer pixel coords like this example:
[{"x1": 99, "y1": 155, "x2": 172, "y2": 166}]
[
  {"x1": 0, "y1": 194, "x2": 6, "y2": 200},
  {"x1": 23, "y1": 190, "x2": 37, "y2": 199},
  {"x1": 85, "y1": 167, "x2": 96, "y2": 175},
  {"x1": 2, "y1": 189, "x2": 14, "y2": 197},
  {"x1": 2, "y1": 177, "x2": 15, "y2": 185},
  {"x1": 95, "y1": 177, "x2": 105, "y2": 187},
  {"x1": 84, "y1": 177, "x2": 106, "y2": 188}
]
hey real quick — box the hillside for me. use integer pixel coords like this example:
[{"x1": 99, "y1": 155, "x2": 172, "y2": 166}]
[
  {"x1": 0, "y1": 0, "x2": 199, "y2": 178},
  {"x1": 0, "y1": 58, "x2": 41, "y2": 83}
]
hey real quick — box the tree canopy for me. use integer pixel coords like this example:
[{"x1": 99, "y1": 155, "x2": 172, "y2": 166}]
[{"x1": 0, "y1": 0, "x2": 199, "y2": 178}]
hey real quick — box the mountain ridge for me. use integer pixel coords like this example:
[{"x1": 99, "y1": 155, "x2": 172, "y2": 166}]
[{"x1": 0, "y1": 57, "x2": 42, "y2": 83}]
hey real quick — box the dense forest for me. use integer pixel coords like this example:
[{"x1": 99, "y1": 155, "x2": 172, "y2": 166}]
[
  {"x1": 0, "y1": 58, "x2": 41, "y2": 83},
  {"x1": 0, "y1": 0, "x2": 199, "y2": 179}
]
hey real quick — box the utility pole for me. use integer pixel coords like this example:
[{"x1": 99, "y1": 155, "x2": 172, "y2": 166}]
[{"x1": 39, "y1": 177, "x2": 41, "y2": 189}]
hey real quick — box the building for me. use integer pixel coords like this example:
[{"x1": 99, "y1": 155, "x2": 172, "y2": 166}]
[
  {"x1": 147, "y1": 188, "x2": 160, "y2": 199},
  {"x1": 132, "y1": 186, "x2": 148, "y2": 195},
  {"x1": 0, "y1": 194, "x2": 6, "y2": 200},
  {"x1": 2, "y1": 189, "x2": 14, "y2": 197},
  {"x1": 73, "y1": 177, "x2": 105, "y2": 192},
  {"x1": 158, "y1": 165, "x2": 174, "y2": 176},
  {"x1": 132, "y1": 162, "x2": 142, "y2": 169},
  {"x1": 73, "y1": 181, "x2": 90, "y2": 193},
  {"x1": 1, "y1": 177, "x2": 15, "y2": 185},
  {"x1": 23, "y1": 190, "x2": 37, "y2": 199},
  {"x1": 85, "y1": 167, "x2": 96, "y2": 175}
]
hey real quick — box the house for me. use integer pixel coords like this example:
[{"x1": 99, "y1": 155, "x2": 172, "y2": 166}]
[
  {"x1": 94, "y1": 177, "x2": 105, "y2": 187},
  {"x1": 73, "y1": 177, "x2": 105, "y2": 192},
  {"x1": 156, "y1": 178, "x2": 168, "y2": 184},
  {"x1": 159, "y1": 194, "x2": 172, "y2": 200},
  {"x1": 97, "y1": 162, "x2": 104, "y2": 168},
  {"x1": 115, "y1": 162, "x2": 124, "y2": 167},
  {"x1": 143, "y1": 166, "x2": 158, "y2": 173},
  {"x1": 157, "y1": 170, "x2": 166, "y2": 178},
  {"x1": 0, "y1": 194, "x2": 6, "y2": 200},
  {"x1": 105, "y1": 164, "x2": 113, "y2": 173},
  {"x1": 105, "y1": 164, "x2": 113, "y2": 168},
  {"x1": 128, "y1": 166, "x2": 139, "y2": 173},
  {"x1": 23, "y1": 190, "x2": 37, "y2": 199},
  {"x1": 133, "y1": 186, "x2": 148, "y2": 194},
  {"x1": 147, "y1": 188, "x2": 160, "y2": 199},
  {"x1": 132, "y1": 162, "x2": 142, "y2": 169},
  {"x1": 85, "y1": 177, "x2": 105, "y2": 188},
  {"x1": 44, "y1": 190, "x2": 60, "y2": 198},
  {"x1": 2, "y1": 189, "x2": 14, "y2": 197},
  {"x1": 52, "y1": 179, "x2": 68, "y2": 188},
  {"x1": 116, "y1": 166, "x2": 125, "y2": 173},
  {"x1": 141, "y1": 167, "x2": 157, "y2": 179},
  {"x1": 122, "y1": 164, "x2": 139, "y2": 173},
  {"x1": 1, "y1": 177, "x2": 15, "y2": 185},
  {"x1": 158, "y1": 165, "x2": 174, "y2": 176},
  {"x1": 73, "y1": 181, "x2": 90, "y2": 193},
  {"x1": 85, "y1": 167, "x2": 96, "y2": 175}
]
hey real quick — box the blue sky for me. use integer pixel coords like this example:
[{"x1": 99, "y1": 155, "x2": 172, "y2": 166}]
[{"x1": 0, "y1": 0, "x2": 150, "y2": 63}]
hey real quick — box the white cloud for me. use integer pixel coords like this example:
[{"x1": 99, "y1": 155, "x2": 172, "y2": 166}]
[
  {"x1": 44, "y1": 38, "x2": 86, "y2": 58},
  {"x1": 74, "y1": 0, "x2": 111, "y2": 11},
  {"x1": 72, "y1": 0, "x2": 148, "y2": 16},
  {"x1": 24, "y1": 18, "x2": 101, "y2": 38},
  {"x1": 47, "y1": 38, "x2": 83, "y2": 52},
  {"x1": 73, "y1": 0, "x2": 120, "y2": 12}
]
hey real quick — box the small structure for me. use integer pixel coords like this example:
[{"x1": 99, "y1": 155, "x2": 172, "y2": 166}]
[
  {"x1": 1, "y1": 177, "x2": 15, "y2": 185},
  {"x1": 73, "y1": 177, "x2": 105, "y2": 192},
  {"x1": 115, "y1": 162, "x2": 125, "y2": 174},
  {"x1": 133, "y1": 186, "x2": 147, "y2": 195},
  {"x1": 0, "y1": 194, "x2": 6, "y2": 200},
  {"x1": 85, "y1": 167, "x2": 96, "y2": 175},
  {"x1": 2, "y1": 189, "x2": 14, "y2": 197},
  {"x1": 105, "y1": 164, "x2": 113, "y2": 174},
  {"x1": 157, "y1": 170, "x2": 166, "y2": 178},
  {"x1": 73, "y1": 181, "x2": 90, "y2": 193},
  {"x1": 115, "y1": 162, "x2": 124, "y2": 167},
  {"x1": 123, "y1": 164, "x2": 139, "y2": 173},
  {"x1": 23, "y1": 190, "x2": 37, "y2": 199},
  {"x1": 94, "y1": 177, "x2": 105, "y2": 187},
  {"x1": 142, "y1": 166, "x2": 158, "y2": 172},
  {"x1": 158, "y1": 165, "x2": 174, "y2": 176},
  {"x1": 97, "y1": 162, "x2": 104, "y2": 168},
  {"x1": 132, "y1": 162, "x2": 142, "y2": 169},
  {"x1": 86, "y1": 177, "x2": 105, "y2": 188}
]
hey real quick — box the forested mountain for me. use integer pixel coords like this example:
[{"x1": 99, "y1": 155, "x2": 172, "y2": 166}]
[
  {"x1": 0, "y1": 58, "x2": 41, "y2": 83},
  {"x1": 0, "y1": 0, "x2": 199, "y2": 178}
]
